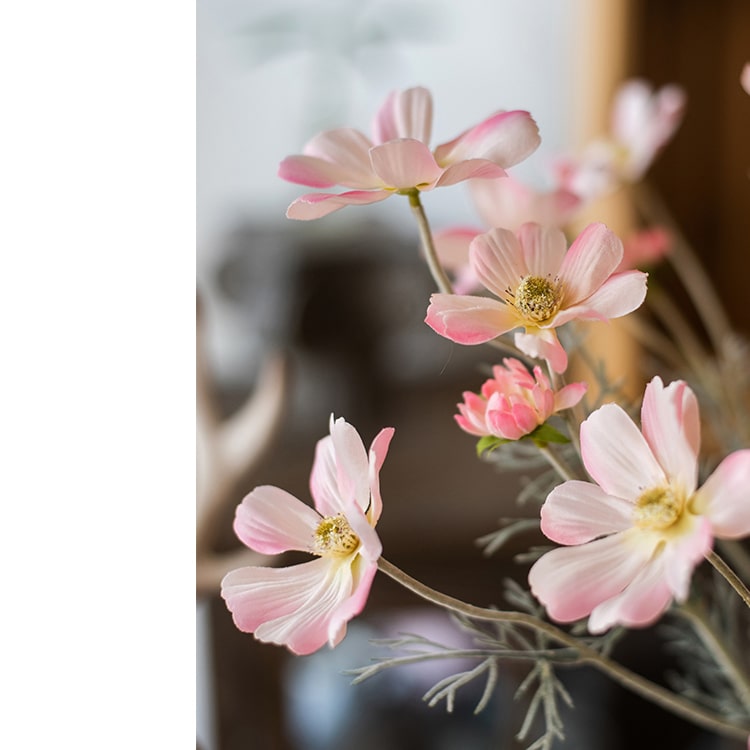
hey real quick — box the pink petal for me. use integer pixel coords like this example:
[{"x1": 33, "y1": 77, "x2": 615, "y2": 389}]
[
  {"x1": 434, "y1": 110, "x2": 540, "y2": 168},
  {"x1": 516, "y1": 223, "x2": 568, "y2": 278},
  {"x1": 514, "y1": 329, "x2": 568, "y2": 373},
  {"x1": 369, "y1": 139, "x2": 443, "y2": 190},
  {"x1": 425, "y1": 293, "x2": 518, "y2": 344},
  {"x1": 328, "y1": 416, "x2": 370, "y2": 512},
  {"x1": 541, "y1": 480, "x2": 635, "y2": 545},
  {"x1": 233, "y1": 486, "x2": 320, "y2": 554},
  {"x1": 221, "y1": 557, "x2": 347, "y2": 654},
  {"x1": 367, "y1": 427, "x2": 394, "y2": 525},
  {"x1": 340, "y1": 502, "x2": 382, "y2": 563},
  {"x1": 327, "y1": 556, "x2": 379, "y2": 643},
  {"x1": 373, "y1": 87, "x2": 433, "y2": 145},
  {"x1": 692, "y1": 450, "x2": 750, "y2": 538},
  {"x1": 469, "y1": 227, "x2": 528, "y2": 298},
  {"x1": 470, "y1": 176, "x2": 581, "y2": 232},
  {"x1": 432, "y1": 227, "x2": 480, "y2": 272},
  {"x1": 660, "y1": 515, "x2": 713, "y2": 600},
  {"x1": 742, "y1": 63, "x2": 750, "y2": 96},
  {"x1": 557, "y1": 223, "x2": 624, "y2": 305},
  {"x1": 528, "y1": 529, "x2": 655, "y2": 623},
  {"x1": 433, "y1": 159, "x2": 507, "y2": 187},
  {"x1": 587, "y1": 556, "x2": 674, "y2": 633},
  {"x1": 286, "y1": 189, "x2": 393, "y2": 220},
  {"x1": 552, "y1": 270, "x2": 647, "y2": 325},
  {"x1": 553, "y1": 382, "x2": 587, "y2": 411},
  {"x1": 580, "y1": 403, "x2": 665, "y2": 500},
  {"x1": 279, "y1": 128, "x2": 376, "y2": 188},
  {"x1": 640, "y1": 377, "x2": 699, "y2": 494},
  {"x1": 487, "y1": 409, "x2": 526, "y2": 440}
]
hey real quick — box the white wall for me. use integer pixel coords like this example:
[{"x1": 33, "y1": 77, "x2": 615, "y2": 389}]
[{"x1": 197, "y1": 0, "x2": 578, "y2": 266}]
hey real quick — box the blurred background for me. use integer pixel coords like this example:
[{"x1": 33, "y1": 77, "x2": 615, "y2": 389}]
[{"x1": 197, "y1": 1, "x2": 750, "y2": 748}]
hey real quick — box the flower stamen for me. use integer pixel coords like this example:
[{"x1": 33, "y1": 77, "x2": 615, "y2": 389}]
[
  {"x1": 513, "y1": 275, "x2": 561, "y2": 323},
  {"x1": 633, "y1": 486, "x2": 684, "y2": 531},
  {"x1": 313, "y1": 514, "x2": 360, "y2": 557}
]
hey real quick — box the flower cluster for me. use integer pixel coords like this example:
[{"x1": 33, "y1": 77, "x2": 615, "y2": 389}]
[{"x1": 216, "y1": 79, "x2": 750, "y2": 748}]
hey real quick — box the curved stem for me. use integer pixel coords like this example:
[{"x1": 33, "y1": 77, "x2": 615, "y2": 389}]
[
  {"x1": 706, "y1": 550, "x2": 750, "y2": 608},
  {"x1": 406, "y1": 191, "x2": 453, "y2": 295},
  {"x1": 377, "y1": 557, "x2": 750, "y2": 740}
]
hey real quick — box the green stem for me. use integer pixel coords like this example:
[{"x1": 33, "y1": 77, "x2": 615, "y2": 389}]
[
  {"x1": 377, "y1": 557, "x2": 750, "y2": 741},
  {"x1": 406, "y1": 190, "x2": 453, "y2": 295},
  {"x1": 706, "y1": 550, "x2": 750, "y2": 608}
]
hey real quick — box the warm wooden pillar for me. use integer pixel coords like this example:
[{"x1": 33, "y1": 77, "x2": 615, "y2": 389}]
[{"x1": 568, "y1": 0, "x2": 643, "y2": 402}]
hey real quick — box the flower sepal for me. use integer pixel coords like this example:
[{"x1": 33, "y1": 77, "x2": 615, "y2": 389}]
[{"x1": 476, "y1": 421, "x2": 569, "y2": 456}]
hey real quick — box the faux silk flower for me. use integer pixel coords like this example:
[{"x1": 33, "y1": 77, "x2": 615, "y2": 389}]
[
  {"x1": 555, "y1": 79, "x2": 686, "y2": 198},
  {"x1": 279, "y1": 86, "x2": 541, "y2": 220},
  {"x1": 469, "y1": 174, "x2": 582, "y2": 232},
  {"x1": 528, "y1": 377, "x2": 750, "y2": 633},
  {"x1": 221, "y1": 416, "x2": 394, "y2": 655},
  {"x1": 456, "y1": 357, "x2": 586, "y2": 442},
  {"x1": 425, "y1": 222, "x2": 648, "y2": 373}
]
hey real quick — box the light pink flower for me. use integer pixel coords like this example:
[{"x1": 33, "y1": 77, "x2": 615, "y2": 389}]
[
  {"x1": 456, "y1": 357, "x2": 586, "y2": 441},
  {"x1": 555, "y1": 79, "x2": 686, "y2": 198},
  {"x1": 425, "y1": 222, "x2": 648, "y2": 374},
  {"x1": 432, "y1": 178, "x2": 581, "y2": 295},
  {"x1": 470, "y1": 174, "x2": 582, "y2": 232},
  {"x1": 432, "y1": 226, "x2": 484, "y2": 295},
  {"x1": 221, "y1": 416, "x2": 394, "y2": 655},
  {"x1": 279, "y1": 86, "x2": 541, "y2": 220},
  {"x1": 528, "y1": 377, "x2": 750, "y2": 633}
]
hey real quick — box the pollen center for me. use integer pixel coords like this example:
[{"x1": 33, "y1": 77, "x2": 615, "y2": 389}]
[
  {"x1": 313, "y1": 514, "x2": 360, "y2": 557},
  {"x1": 514, "y1": 275, "x2": 561, "y2": 323},
  {"x1": 633, "y1": 486, "x2": 684, "y2": 531}
]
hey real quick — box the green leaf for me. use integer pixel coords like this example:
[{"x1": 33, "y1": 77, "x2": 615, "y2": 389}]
[
  {"x1": 475, "y1": 435, "x2": 510, "y2": 456},
  {"x1": 529, "y1": 423, "x2": 570, "y2": 447}
]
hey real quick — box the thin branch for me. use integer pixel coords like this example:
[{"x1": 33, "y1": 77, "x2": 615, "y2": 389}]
[
  {"x1": 377, "y1": 557, "x2": 750, "y2": 740},
  {"x1": 406, "y1": 190, "x2": 453, "y2": 294},
  {"x1": 706, "y1": 550, "x2": 750, "y2": 609}
]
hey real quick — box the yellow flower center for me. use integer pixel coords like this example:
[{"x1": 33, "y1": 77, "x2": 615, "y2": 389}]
[
  {"x1": 513, "y1": 275, "x2": 561, "y2": 323},
  {"x1": 313, "y1": 514, "x2": 360, "y2": 557},
  {"x1": 633, "y1": 486, "x2": 685, "y2": 531}
]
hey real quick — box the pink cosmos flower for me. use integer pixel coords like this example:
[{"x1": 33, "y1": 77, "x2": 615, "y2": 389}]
[
  {"x1": 555, "y1": 79, "x2": 686, "y2": 198},
  {"x1": 432, "y1": 226, "x2": 485, "y2": 295},
  {"x1": 528, "y1": 377, "x2": 750, "y2": 633},
  {"x1": 470, "y1": 174, "x2": 582, "y2": 232},
  {"x1": 432, "y1": 178, "x2": 582, "y2": 294},
  {"x1": 279, "y1": 86, "x2": 541, "y2": 220},
  {"x1": 221, "y1": 416, "x2": 394, "y2": 655},
  {"x1": 425, "y1": 222, "x2": 648, "y2": 374},
  {"x1": 456, "y1": 357, "x2": 586, "y2": 441}
]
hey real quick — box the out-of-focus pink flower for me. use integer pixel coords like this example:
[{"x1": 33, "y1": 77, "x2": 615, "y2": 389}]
[
  {"x1": 617, "y1": 226, "x2": 672, "y2": 272},
  {"x1": 432, "y1": 226, "x2": 483, "y2": 294},
  {"x1": 425, "y1": 222, "x2": 648, "y2": 373},
  {"x1": 279, "y1": 86, "x2": 541, "y2": 220},
  {"x1": 741, "y1": 63, "x2": 750, "y2": 96},
  {"x1": 528, "y1": 377, "x2": 750, "y2": 633},
  {"x1": 555, "y1": 79, "x2": 686, "y2": 199},
  {"x1": 221, "y1": 416, "x2": 394, "y2": 655},
  {"x1": 470, "y1": 174, "x2": 582, "y2": 232},
  {"x1": 456, "y1": 358, "x2": 586, "y2": 441}
]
